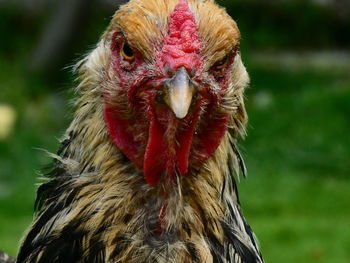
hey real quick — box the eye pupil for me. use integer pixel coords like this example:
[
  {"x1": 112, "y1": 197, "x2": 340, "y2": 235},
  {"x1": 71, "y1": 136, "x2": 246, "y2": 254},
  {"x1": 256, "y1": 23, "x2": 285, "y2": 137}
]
[
  {"x1": 217, "y1": 57, "x2": 227, "y2": 66},
  {"x1": 122, "y1": 42, "x2": 135, "y2": 60},
  {"x1": 215, "y1": 56, "x2": 228, "y2": 68},
  {"x1": 214, "y1": 55, "x2": 228, "y2": 70}
]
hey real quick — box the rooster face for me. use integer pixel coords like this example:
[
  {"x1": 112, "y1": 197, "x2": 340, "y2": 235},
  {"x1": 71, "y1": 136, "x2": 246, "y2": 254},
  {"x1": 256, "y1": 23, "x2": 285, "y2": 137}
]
[{"x1": 103, "y1": 0, "x2": 246, "y2": 186}]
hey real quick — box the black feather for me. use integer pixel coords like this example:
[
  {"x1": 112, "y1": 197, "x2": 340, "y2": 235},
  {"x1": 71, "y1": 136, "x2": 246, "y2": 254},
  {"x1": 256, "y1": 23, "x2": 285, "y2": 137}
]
[
  {"x1": 185, "y1": 242, "x2": 200, "y2": 263},
  {"x1": 110, "y1": 233, "x2": 131, "y2": 260},
  {"x1": 207, "y1": 233, "x2": 225, "y2": 263},
  {"x1": 229, "y1": 140, "x2": 247, "y2": 178},
  {"x1": 221, "y1": 221, "x2": 261, "y2": 263}
]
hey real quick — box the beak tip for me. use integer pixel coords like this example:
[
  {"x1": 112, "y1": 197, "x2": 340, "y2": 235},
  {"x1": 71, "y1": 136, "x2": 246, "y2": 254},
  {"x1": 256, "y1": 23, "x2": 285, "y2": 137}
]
[
  {"x1": 169, "y1": 97, "x2": 191, "y2": 119},
  {"x1": 173, "y1": 109, "x2": 189, "y2": 119}
]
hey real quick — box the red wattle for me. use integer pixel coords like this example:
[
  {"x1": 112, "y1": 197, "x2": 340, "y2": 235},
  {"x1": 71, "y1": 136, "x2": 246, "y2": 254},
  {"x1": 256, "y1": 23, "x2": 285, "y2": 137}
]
[
  {"x1": 176, "y1": 113, "x2": 201, "y2": 175},
  {"x1": 105, "y1": 101, "x2": 230, "y2": 186},
  {"x1": 196, "y1": 113, "x2": 230, "y2": 161},
  {"x1": 104, "y1": 107, "x2": 143, "y2": 168},
  {"x1": 143, "y1": 114, "x2": 166, "y2": 186}
]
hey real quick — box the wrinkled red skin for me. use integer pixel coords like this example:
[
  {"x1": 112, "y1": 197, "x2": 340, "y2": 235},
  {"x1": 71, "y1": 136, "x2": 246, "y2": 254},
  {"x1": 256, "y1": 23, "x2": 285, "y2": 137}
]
[
  {"x1": 104, "y1": 0, "x2": 235, "y2": 187},
  {"x1": 158, "y1": 0, "x2": 203, "y2": 73}
]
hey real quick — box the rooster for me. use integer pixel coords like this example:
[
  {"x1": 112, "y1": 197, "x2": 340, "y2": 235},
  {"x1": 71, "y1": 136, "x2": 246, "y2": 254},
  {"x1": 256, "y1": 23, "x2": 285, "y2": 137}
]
[{"x1": 16, "y1": 0, "x2": 264, "y2": 262}]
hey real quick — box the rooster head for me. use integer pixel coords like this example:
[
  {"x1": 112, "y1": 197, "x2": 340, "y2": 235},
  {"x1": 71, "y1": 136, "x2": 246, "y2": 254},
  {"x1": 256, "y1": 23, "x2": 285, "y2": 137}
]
[{"x1": 102, "y1": 0, "x2": 248, "y2": 186}]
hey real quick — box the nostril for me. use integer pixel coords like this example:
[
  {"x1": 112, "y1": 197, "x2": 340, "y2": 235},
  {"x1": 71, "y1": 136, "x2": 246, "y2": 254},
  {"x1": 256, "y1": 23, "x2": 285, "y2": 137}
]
[
  {"x1": 190, "y1": 93, "x2": 198, "y2": 109},
  {"x1": 190, "y1": 66, "x2": 197, "y2": 77},
  {"x1": 165, "y1": 64, "x2": 173, "y2": 77},
  {"x1": 155, "y1": 91, "x2": 165, "y2": 104}
]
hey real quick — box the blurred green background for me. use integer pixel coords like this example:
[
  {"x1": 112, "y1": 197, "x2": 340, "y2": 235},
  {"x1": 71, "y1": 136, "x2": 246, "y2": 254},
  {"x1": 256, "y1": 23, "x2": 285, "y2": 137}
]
[{"x1": 0, "y1": 0, "x2": 349, "y2": 262}]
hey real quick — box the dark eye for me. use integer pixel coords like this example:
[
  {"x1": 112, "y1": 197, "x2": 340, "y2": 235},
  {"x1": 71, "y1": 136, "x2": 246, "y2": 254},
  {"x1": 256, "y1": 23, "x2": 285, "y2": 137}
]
[
  {"x1": 213, "y1": 55, "x2": 229, "y2": 70},
  {"x1": 121, "y1": 42, "x2": 135, "y2": 61}
]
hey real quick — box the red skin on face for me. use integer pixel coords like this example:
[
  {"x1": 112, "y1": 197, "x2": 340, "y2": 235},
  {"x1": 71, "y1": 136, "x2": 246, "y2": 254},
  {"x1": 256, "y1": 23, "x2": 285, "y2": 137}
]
[{"x1": 104, "y1": 0, "x2": 232, "y2": 186}]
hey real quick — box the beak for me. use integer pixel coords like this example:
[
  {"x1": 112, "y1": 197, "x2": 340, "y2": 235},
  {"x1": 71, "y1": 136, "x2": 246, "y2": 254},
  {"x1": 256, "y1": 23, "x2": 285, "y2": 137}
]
[{"x1": 164, "y1": 67, "x2": 195, "y2": 119}]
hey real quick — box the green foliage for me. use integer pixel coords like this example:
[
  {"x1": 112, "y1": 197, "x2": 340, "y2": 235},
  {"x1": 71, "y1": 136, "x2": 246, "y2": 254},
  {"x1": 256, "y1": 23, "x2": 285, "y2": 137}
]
[
  {"x1": 240, "y1": 64, "x2": 350, "y2": 262},
  {"x1": 0, "y1": 46, "x2": 70, "y2": 255},
  {"x1": 217, "y1": 0, "x2": 350, "y2": 50}
]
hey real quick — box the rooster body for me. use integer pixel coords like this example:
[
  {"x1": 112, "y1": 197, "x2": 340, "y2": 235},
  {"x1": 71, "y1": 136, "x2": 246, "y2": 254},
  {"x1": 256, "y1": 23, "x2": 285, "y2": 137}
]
[{"x1": 17, "y1": 0, "x2": 264, "y2": 262}]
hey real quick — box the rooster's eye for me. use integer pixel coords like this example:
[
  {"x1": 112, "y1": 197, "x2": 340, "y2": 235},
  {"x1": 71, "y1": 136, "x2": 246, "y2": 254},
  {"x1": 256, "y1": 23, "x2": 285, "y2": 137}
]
[
  {"x1": 213, "y1": 55, "x2": 229, "y2": 70},
  {"x1": 121, "y1": 42, "x2": 135, "y2": 62}
]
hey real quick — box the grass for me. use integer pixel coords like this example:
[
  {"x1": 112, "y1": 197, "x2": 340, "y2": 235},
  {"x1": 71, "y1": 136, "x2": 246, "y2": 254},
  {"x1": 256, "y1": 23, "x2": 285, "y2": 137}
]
[
  {"x1": 0, "y1": 47, "x2": 69, "y2": 255},
  {"x1": 239, "y1": 64, "x2": 350, "y2": 262},
  {"x1": 0, "y1": 45, "x2": 349, "y2": 262}
]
